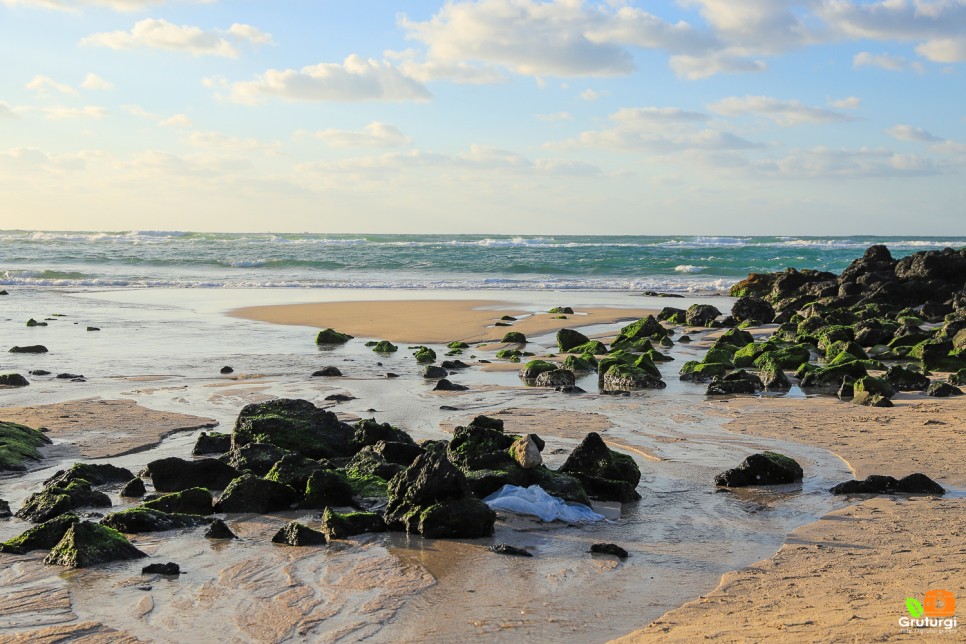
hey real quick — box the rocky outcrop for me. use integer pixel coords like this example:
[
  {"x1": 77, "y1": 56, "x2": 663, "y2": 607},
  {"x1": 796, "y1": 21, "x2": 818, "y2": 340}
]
[
  {"x1": 715, "y1": 452, "x2": 804, "y2": 487},
  {"x1": 146, "y1": 457, "x2": 239, "y2": 492},
  {"x1": 232, "y1": 398, "x2": 356, "y2": 460},
  {"x1": 272, "y1": 522, "x2": 327, "y2": 546},
  {"x1": 320, "y1": 508, "x2": 387, "y2": 540},
  {"x1": 214, "y1": 474, "x2": 298, "y2": 513},
  {"x1": 830, "y1": 473, "x2": 945, "y2": 495},
  {"x1": 559, "y1": 433, "x2": 641, "y2": 502},
  {"x1": 44, "y1": 521, "x2": 146, "y2": 568}
]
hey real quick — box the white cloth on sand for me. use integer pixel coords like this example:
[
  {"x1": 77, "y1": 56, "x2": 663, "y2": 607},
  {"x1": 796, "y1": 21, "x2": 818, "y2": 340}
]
[{"x1": 483, "y1": 484, "x2": 605, "y2": 524}]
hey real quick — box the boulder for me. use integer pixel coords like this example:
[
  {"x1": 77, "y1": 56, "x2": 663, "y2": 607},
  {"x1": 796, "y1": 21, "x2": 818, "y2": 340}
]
[
  {"x1": 602, "y1": 363, "x2": 666, "y2": 391},
  {"x1": 510, "y1": 435, "x2": 543, "y2": 469},
  {"x1": 549, "y1": 306, "x2": 574, "y2": 314},
  {"x1": 489, "y1": 544, "x2": 533, "y2": 557},
  {"x1": 220, "y1": 366, "x2": 234, "y2": 374},
  {"x1": 146, "y1": 457, "x2": 239, "y2": 492},
  {"x1": 706, "y1": 370, "x2": 763, "y2": 395},
  {"x1": 685, "y1": 304, "x2": 721, "y2": 327},
  {"x1": 302, "y1": 470, "x2": 355, "y2": 509},
  {"x1": 949, "y1": 369, "x2": 966, "y2": 386},
  {"x1": 852, "y1": 376, "x2": 895, "y2": 407},
  {"x1": 731, "y1": 296, "x2": 775, "y2": 324},
  {"x1": 346, "y1": 446, "x2": 404, "y2": 482},
  {"x1": 142, "y1": 562, "x2": 181, "y2": 575},
  {"x1": 924, "y1": 382, "x2": 963, "y2": 397},
  {"x1": 501, "y1": 331, "x2": 527, "y2": 343},
  {"x1": 0, "y1": 498, "x2": 10, "y2": 518},
  {"x1": 272, "y1": 522, "x2": 327, "y2": 546},
  {"x1": 830, "y1": 473, "x2": 945, "y2": 495},
  {"x1": 315, "y1": 328, "x2": 353, "y2": 344},
  {"x1": 657, "y1": 307, "x2": 686, "y2": 324},
  {"x1": 215, "y1": 474, "x2": 298, "y2": 513},
  {"x1": 45, "y1": 463, "x2": 134, "y2": 487},
  {"x1": 559, "y1": 432, "x2": 641, "y2": 502},
  {"x1": 120, "y1": 478, "x2": 146, "y2": 498},
  {"x1": 264, "y1": 454, "x2": 326, "y2": 493},
  {"x1": 353, "y1": 418, "x2": 416, "y2": 449},
  {"x1": 433, "y1": 379, "x2": 468, "y2": 391},
  {"x1": 204, "y1": 519, "x2": 237, "y2": 539},
  {"x1": 679, "y1": 361, "x2": 727, "y2": 383},
  {"x1": 557, "y1": 328, "x2": 590, "y2": 352},
  {"x1": 0, "y1": 374, "x2": 30, "y2": 387},
  {"x1": 884, "y1": 365, "x2": 930, "y2": 392},
  {"x1": 590, "y1": 543, "x2": 629, "y2": 558},
  {"x1": 232, "y1": 398, "x2": 356, "y2": 460},
  {"x1": 312, "y1": 366, "x2": 343, "y2": 377},
  {"x1": 384, "y1": 451, "x2": 496, "y2": 538},
  {"x1": 141, "y1": 488, "x2": 214, "y2": 515},
  {"x1": 413, "y1": 346, "x2": 436, "y2": 364},
  {"x1": 534, "y1": 369, "x2": 575, "y2": 388},
  {"x1": 192, "y1": 432, "x2": 231, "y2": 455},
  {"x1": 17, "y1": 479, "x2": 111, "y2": 523},
  {"x1": 714, "y1": 452, "x2": 804, "y2": 487},
  {"x1": 102, "y1": 508, "x2": 211, "y2": 533},
  {"x1": 9, "y1": 345, "x2": 48, "y2": 353},
  {"x1": 611, "y1": 316, "x2": 668, "y2": 350},
  {"x1": 369, "y1": 440, "x2": 423, "y2": 467},
  {"x1": 44, "y1": 521, "x2": 146, "y2": 568},
  {"x1": 0, "y1": 514, "x2": 79, "y2": 554},
  {"x1": 1, "y1": 421, "x2": 52, "y2": 472},
  {"x1": 221, "y1": 443, "x2": 290, "y2": 477},
  {"x1": 758, "y1": 358, "x2": 791, "y2": 391},
  {"x1": 320, "y1": 508, "x2": 388, "y2": 540},
  {"x1": 423, "y1": 365, "x2": 448, "y2": 379}
]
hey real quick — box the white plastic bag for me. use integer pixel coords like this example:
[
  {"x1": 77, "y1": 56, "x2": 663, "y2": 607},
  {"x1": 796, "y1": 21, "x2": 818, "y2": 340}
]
[{"x1": 483, "y1": 484, "x2": 605, "y2": 524}]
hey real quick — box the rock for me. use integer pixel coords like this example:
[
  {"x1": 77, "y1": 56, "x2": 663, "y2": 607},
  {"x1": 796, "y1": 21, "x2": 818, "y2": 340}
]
[
  {"x1": 369, "y1": 440, "x2": 423, "y2": 466},
  {"x1": 706, "y1": 370, "x2": 763, "y2": 395},
  {"x1": 0, "y1": 373, "x2": 30, "y2": 387},
  {"x1": 215, "y1": 474, "x2": 297, "y2": 513},
  {"x1": 347, "y1": 445, "x2": 404, "y2": 481},
  {"x1": 384, "y1": 451, "x2": 496, "y2": 538},
  {"x1": 440, "y1": 360, "x2": 470, "y2": 369},
  {"x1": 884, "y1": 365, "x2": 930, "y2": 391},
  {"x1": 602, "y1": 363, "x2": 666, "y2": 391},
  {"x1": 685, "y1": 304, "x2": 721, "y2": 327},
  {"x1": 0, "y1": 290, "x2": 7, "y2": 295},
  {"x1": 534, "y1": 369, "x2": 575, "y2": 388},
  {"x1": 732, "y1": 296, "x2": 775, "y2": 324},
  {"x1": 220, "y1": 443, "x2": 290, "y2": 476},
  {"x1": 120, "y1": 478, "x2": 146, "y2": 498},
  {"x1": 556, "y1": 328, "x2": 590, "y2": 352},
  {"x1": 715, "y1": 452, "x2": 804, "y2": 487},
  {"x1": 142, "y1": 562, "x2": 181, "y2": 575},
  {"x1": 87, "y1": 327, "x2": 101, "y2": 332},
  {"x1": 272, "y1": 521, "x2": 327, "y2": 546},
  {"x1": 204, "y1": 518, "x2": 237, "y2": 539},
  {"x1": 852, "y1": 376, "x2": 895, "y2": 407},
  {"x1": 353, "y1": 418, "x2": 416, "y2": 449},
  {"x1": 949, "y1": 369, "x2": 966, "y2": 386},
  {"x1": 520, "y1": 360, "x2": 557, "y2": 379},
  {"x1": 232, "y1": 398, "x2": 356, "y2": 460},
  {"x1": 830, "y1": 473, "x2": 945, "y2": 495},
  {"x1": 315, "y1": 328, "x2": 353, "y2": 344},
  {"x1": 102, "y1": 508, "x2": 211, "y2": 533},
  {"x1": 489, "y1": 544, "x2": 532, "y2": 557},
  {"x1": 0, "y1": 498, "x2": 10, "y2": 518},
  {"x1": 0, "y1": 514, "x2": 79, "y2": 554},
  {"x1": 320, "y1": 507, "x2": 387, "y2": 540},
  {"x1": 413, "y1": 346, "x2": 437, "y2": 363},
  {"x1": 501, "y1": 331, "x2": 527, "y2": 343},
  {"x1": 192, "y1": 431, "x2": 231, "y2": 456},
  {"x1": 302, "y1": 470, "x2": 355, "y2": 509},
  {"x1": 9, "y1": 345, "x2": 48, "y2": 353},
  {"x1": 29, "y1": 370, "x2": 51, "y2": 376},
  {"x1": 0, "y1": 421, "x2": 52, "y2": 472},
  {"x1": 312, "y1": 366, "x2": 343, "y2": 377},
  {"x1": 757, "y1": 357, "x2": 791, "y2": 391},
  {"x1": 590, "y1": 543, "x2": 629, "y2": 558},
  {"x1": 324, "y1": 393, "x2": 355, "y2": 403},
  {"x1": 146, "y1": 457, "x2": 239, "y2": 492},
  {"x1": 924, "y1": 381, "x2": 963, "y2": 397},
  {"x1": 220, "y1": 366, "x2": 234, "y2": 374},
  {"x1": 657, "y1": 307, "x2": 686, "y2": 324},
  {"x1": 679, "y1": 361, "x2": 727, "y2": 383},
  {"x1": 264, "y1": 454, "x2": 326, "y2": 493},
  {"x1": 371, "y1": 340, "x2": 398, "y2": 353},
  {"x1": 510, "y1": 435, "x2": 543, "y2": 469},
  {"x1": 26, "y1": 318, "x2": 47, "y2": 327},
  {"x1": 17, "y1": 480, "x2": 111, "y2": 523},
  {"x1": 46, "y1": 463, "x2": 134, "y2": 487},
  {"x1": 559, "y1": 433, "x2": 641, "y2": 502},
  {"x1": 611, "y1": 316, "x2": 668, "y2": 350},
  {"x1": 44, "y1": 521, "x2": 146, "y2": 568},
  {"x1": 141, "y1": 488, "x2": 214, "y2": 515},
  {"x1": 549, "y1": 306, "x2": 574, "y2": 314},
  {"x1": 423, "y1": 365, "x2": 448, "y2": 379},
  {"x1": 433, "y1": 379, "x2": 468, "y2": 391}
]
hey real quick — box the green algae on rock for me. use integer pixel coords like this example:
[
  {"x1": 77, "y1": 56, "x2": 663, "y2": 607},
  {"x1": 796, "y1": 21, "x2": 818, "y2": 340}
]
[
  {"x1": 315, "y1": 328, "x2": 353, "y2": 344},
  {"x1": 0, "y1": 421, "x2": 51, "y2": 472},
  {"x1": 45, "y1": 521, "x2": 146, "y2": 568}
]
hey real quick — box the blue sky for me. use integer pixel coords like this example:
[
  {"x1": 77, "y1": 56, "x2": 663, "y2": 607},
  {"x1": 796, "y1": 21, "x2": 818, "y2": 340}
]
[{"x1": 1, "y1": 0, "x2": 964, "y2": 234}]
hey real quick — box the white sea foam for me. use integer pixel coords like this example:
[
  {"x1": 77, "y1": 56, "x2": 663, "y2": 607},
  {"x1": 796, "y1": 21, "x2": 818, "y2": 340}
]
[{"x1": 674, "y1": 265, "x2": 706, "y2": 273}]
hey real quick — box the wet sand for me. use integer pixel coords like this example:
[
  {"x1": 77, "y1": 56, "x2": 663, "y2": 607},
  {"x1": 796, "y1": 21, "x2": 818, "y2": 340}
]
[{"x1": 229, "y1": 299, "x2": 658, "y2": 344}]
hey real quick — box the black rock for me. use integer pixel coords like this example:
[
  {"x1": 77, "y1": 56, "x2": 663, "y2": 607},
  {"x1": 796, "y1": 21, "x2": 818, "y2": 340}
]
[
  {"x1": 29, "y1": 370, "x2": 51, "y2": 376},
  {"x1": 204, "y1": 518, "x2": 237, "y2": 539},
  {"x1": 556, "y1": 385, "x2": 586, "y2": 394},
  {"x1": 220, "y1": 366, "x2": 234, "y2": 374},
  {"x1": 0, "y1": 498, "x2": 10, "y2": 518},
  {"x1": 715, "y1": 452, "x2": 804, "y2": 487},
  {"x1": 685, "y1": 304, "x2": 721, "y2": 327},
  {"x1": 44, "y1": 521, "x2": 146, "y2": 568},
  {"x1": 732, "y1": 296, "x2": 775, "y2": 324},
  {"x1": 324, "y1": 393, "x2": 355, "y2": 402},
  {"x1": 423, "y1": 365, "x2": 449, "y2": 379},
  {"x1": 924, "y1": 381, "x2": 963, "y2": 397},
  {"x1": 120, "y1": 478, "x2": 146, "y2": 498},
  {"x1": 302, "y1": 470, "x2": 355, "y2": 509},
  {"x1": 320, "y1": 507, "x2": 388, "y2": 540},
  {"x1": 45, "y1": 463, "x2": 135, "y2": 487},
  {"x1": 87, "y1": 327, "x2": 100, "y2": 332},
  {"x1": 272, "y1": 521, "x2": 327, "y2": 546},
  {"x1": 192, "y1": 431, "x2": 231, "y2": 456},
  {"x1": 9, "y1": 345, "x2": 47, "y2": 354},
  {"x1": 885, "y1": 365, "x2": 930, "y2": 392},
  {"x1": 433, "y1": 379, "x2": 468, "y2": 391},
  {"x1": 102, "y1": 508, "x2": 211, "y2": 533},
  {"x1": 232, "y1": 398, "x2": 357, "y2": 460},
  {"x1": 220, "y1": 443, "x2": 290, "y2": 477},
  {"x1": 440, "y1": 360, "x2": 470, "y2": 369},
  {"x1": 556, "y1": 328, "x2": 590, "y2": 352},
  {"x1": 146, "y1": 457, "x2": 239, "y2": 492},
  {"x1": 0, "y1": 374, "x2": 30, "y2": 387},
  {"x1": 215, "y1": 474, "x2": 298, "y2": 513},
  {"x1": 830, "y1": 473, "x2": 945, "y2": 495},
  {"x1": 312, "y1": 366, "x2": 342, "y2": 377},
  {"x1": 56, "y1": 373, "x2": 82, "y2": 380},
  {"x1": 559, "y1": 432, "x2": 641, "y2": 502},
  {"x1": 590, "y1": 543, "x2": 629, "y2": 558},
  {"x1": 489, "y1": 544, "x2": 533, "y2": 557},
  {"x1": 141, "y1": 488, "x2": 214, "y2": 515},
  {"x1": 142, "y1": 562, "x2": 181, "y2": 575},
  {"x1": 0, "y1": 514, "x2": 79, "y2": 554}
]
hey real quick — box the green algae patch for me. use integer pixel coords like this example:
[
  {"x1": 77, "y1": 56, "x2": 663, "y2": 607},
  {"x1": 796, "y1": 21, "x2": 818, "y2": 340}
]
[
  {"x1": 0, "y1": 421, "x2": 52, "y2": 472},
  {"x1": 44, "y1": 521, "x2": 146, "y2": 568}
]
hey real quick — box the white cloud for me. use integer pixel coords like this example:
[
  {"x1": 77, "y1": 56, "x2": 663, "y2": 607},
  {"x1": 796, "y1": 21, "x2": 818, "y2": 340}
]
[
  {"x1": 580, "y1": 89, "x2": 604, "y2": 101},
  {"x1": 2, "y1": 0, "x2": 216, "y2": 11},
  {"x1": 81, "y1": 73, "x2": 114, "y2": 90},
  {"x1": 43, "y1": 105, "x2": 108, "y2": 120},
  {"x1": 385, "y1": 49, "x2": 505, "y2": 84},
  {"x1": 669, "y1": 52, "x2": 766, "y2": 80},
  {"x1": 227, "y1": 55, "x2": 431, "y2": 103},
  {"x1": 831, "y1": 96, "x2": 861, "y2": 110},
  {"x1": 81, "y1": 19, "x2": 271, "y2": 57},
  {"x1": 160, "y1": 114, "x2": 191, "y2": 128},
  {"x1": 122, "y1": 104, "x2": 190, "y2": 127},
  {"x1": 301, "y1": 122, "x2": 412, "y2": 148},
  {"x1": 0, "y1": 147, "x2": 88, "y2": 172},
  {"x1": 708, "y1": 95, "x2": 854, "y2": 126},
  {"x1": 886, "y1": 124, "x2": 943, "y2": 143},
  {"x1": 852, "y1": 51, "x2": 924, "y2": 72},
  {"x1": 187, "y1": 130, "x2": 281, "y2": 155},
  {"x1": 26, "y1": 74, "x2": 77, "y2": 96},
  {"x1": 751, "y1": 146, "x2": 944, "y2": 179},
  {"x1": 679, "y1": 0, "x2": 816, "y2": 53},
  {"x1": 916, "y1": 38, "x2": 966, "y2": 63},
  {"x1": 536, "y1": 111, "x2": 573, "y2": 121},
  {"x1": 0, "y1": 102, "x2": 16, "y2": 118}
]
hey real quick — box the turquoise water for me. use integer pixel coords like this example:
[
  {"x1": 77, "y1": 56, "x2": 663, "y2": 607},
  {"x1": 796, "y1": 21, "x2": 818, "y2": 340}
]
[{"x1": 1, "y1": 231, "x2": 963, "y2": 292}]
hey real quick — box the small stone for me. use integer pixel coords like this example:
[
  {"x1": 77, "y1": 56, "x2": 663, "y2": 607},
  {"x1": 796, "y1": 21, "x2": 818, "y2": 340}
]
[
  {"x1": 272, "y1": 521, "x2": 327, "y2": 547},
  {"x1": 312, "y1": 366, "x2": 342, "y2": 377},
  {"x1": 590, "y1": 543, "x2": 629, "y2": 558},
  {"x1": 204, "y1": 519, "x2": 237, "y2": 540},
  {"x1": 433, "y1": 379, "x2": 468, "y2": 391},
  {"x1": 0, "y1": 374, "x2": 30, "y2": 387},
  {"x1": 324, "y1": 393, "x2": 355, "y2": 403},
  {"x1": 86, "y1": 327, "x2": 100, "y2": 332},
  {"x1": 220, "y1": 366, "x2": 234, "y2": 374},
  {"x1": 489, "y1": 544, "x2": 532, "y2": 557},
  {"x1": 120, "y1": 478, "x2": 146, "y2": 498},
  {"x1": 510, "y1": 435, "x2": 543, "y2": 469},
  {"x1": 142, "y1": 562, "x2": 181, "y2": 575}
]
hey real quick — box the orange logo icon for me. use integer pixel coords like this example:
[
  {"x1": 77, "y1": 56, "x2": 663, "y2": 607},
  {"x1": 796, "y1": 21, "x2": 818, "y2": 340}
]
[{"x1": 924, "y1": 590, "x2": 956, "y2": 618}]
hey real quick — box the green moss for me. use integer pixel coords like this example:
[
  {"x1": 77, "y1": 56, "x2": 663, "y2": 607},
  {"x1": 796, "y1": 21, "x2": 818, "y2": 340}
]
[
  {"x1": 679, "y1": 361, "x2": 728, "y2": 381},
  {"x1": 519, "y1": 360, "x2": 557, "y2": 379},
  {"x1": 759, "y1": 344, "x2": 811, "y2": 370},
  {"x1": 762, "y1": 452, "x2": 798, "y2": 472},
  {"x1": 501, "y1": 331, "x2": 527, "y2": 343},
  {"x1": 568, "y1": 340, "x2": 608, "y2": 355},
  {"x1": 703, "y1": 345, "x2": 735, "y2": 369},
  {"x1": 0, "y1": 421, "x2": 51, "y2": 471},
  {"x1": 0, "y1": 514, "x2": 79, "y2": 554},
  {"x1": 733, "y1": 343, "x2": 770, "y2": 368},
  {"x1": 496, "y1": 348, "x2": 530, "y2": 359},
  {"x1": 346, "y1": 472, "x2": 389, "y2": 498},
  {"x1": 44, "y1": 521, "x2": 146, "y2": 568},
  {"x1": 413, "y1": 346, "x2": 437, "y2": 364},
  {"x1": 371, "y1": 340, "x2": 398, "y2": 353},
  {"x1": 562, "y1": 354, "x2": 597, "y2": 373},
  {"x1": 549, "y1": 306, "x2": 574, "y2": 314},
  {"x1": 315, "y1": 328, "x2": 353, "y2": 344}
]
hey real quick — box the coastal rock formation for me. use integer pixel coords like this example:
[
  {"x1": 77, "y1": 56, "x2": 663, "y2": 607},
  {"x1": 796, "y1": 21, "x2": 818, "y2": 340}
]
[
  {"x1": 715, "y1": 452, "x2": 804, "y2": 487},
  {"x1": 685, "y1": 304, "x2": 721, "y2": 327},
  {"x1": 102, "y1": 508, "x2": 211, "y2": 533},
  {"x1": 706, "y1": 370, "x2": 763, "y2": 396},
  {"x1": 141, "y1": 488, "x2": 214, "y2": 515},
  {"x1": 205, "y1": 518, "x2": 237, "y2": 539},
  {"x1": 44, "y1": 521, "x2": 146, "y2": 568},
  {"x1": 732, "y1": 296, "x2": 775, "y2": 324},
  {"x1": 535, "y1": 369, "x2": 575, "y2": 388},
  {"x1": 501, "y1": 331, "x2": 527, "y2": 343},
  {"x1": 17, "y1": 479, "x2": 111, "y2": 523},
  {"x1": 232, "y1": 398, "x2": 356, "y2": 460},
  {"x1": 221, "y1": 443, "x2": 290, "y2": 476},
  {"x1": 120, "y1": 478, "x2": 146, "y2": 498},
  {"x1": 9, "y1": 345, "x2": 48, "y2": 353},
  {"x1": 215, "y1": 474, "x2": 298, "y2": 513},
  {"x1": 46, "y1": 463, "x2": 134, "y2": 487},
  {"x1": 0, "y1": 373, "x2": 30, "y2": 387},
  {"x1": 0, "y1": 514, "x2": 79, "y2": 554},
  {"x1": 192, "y1": 431, "x2": 231, "y2": 455},
  {"x1": 312, "y1": 366, "x2": 343, "y2": 377},
  {"x1": 272, "y1": 521, "x2": 327, "y2": 546},
  {"x1": 830, "y1": 473, "x2": 945, "y2": 495},
  {"x1": 0, "y1": 421, "x2": 51, "y2": 472},
  {"x1": 315, "y1": 328, "x2": 353, "y2": 344},
  {"x1": 590, "y1": 543, "x2": 629, "y2": 558},
  {"x1": 924, "y1": 381, "x2": 963, "y2": 397},
  {"x1": 557, "y1": 328, "x2": 590, "y2": 352},
  {"x1": 321, "y1": 508, "x2": 387, "y2": 540},
  {"x1": 0, "y1": 498, "x2": 10, "y2": 518},
  {"x1": 146, "y1": 457, "x2": 239, "y2": 492},
  {"x1": 559, "y1": 432, "x2": 641, "y2": 502}
]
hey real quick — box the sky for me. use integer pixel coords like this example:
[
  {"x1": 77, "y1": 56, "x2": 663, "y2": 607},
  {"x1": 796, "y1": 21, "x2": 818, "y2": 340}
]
[{"x1": 0, "y1": 0, "x2": 964, "y2": 235}]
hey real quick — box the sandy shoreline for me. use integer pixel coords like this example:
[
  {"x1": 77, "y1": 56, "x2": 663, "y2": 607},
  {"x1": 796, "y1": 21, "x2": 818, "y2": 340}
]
[{"x1": 229, "y1": 299, "x2": 659, "y2": 344}]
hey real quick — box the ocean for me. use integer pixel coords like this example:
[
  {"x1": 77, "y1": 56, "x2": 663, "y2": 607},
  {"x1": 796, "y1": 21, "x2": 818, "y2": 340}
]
[{"x1": 2, "y1": 231, "x2": 964, "y2": 292}]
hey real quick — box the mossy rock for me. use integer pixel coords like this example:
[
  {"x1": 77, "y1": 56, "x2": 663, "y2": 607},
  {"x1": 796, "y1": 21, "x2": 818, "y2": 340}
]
[
  {"x1": 557, "y1": 328, "x2": 590, "y2": 352},
  {"x1": 302, "y1": 470, "x2": 355, "y2": 509},
  {"x1": 496, "y1": 348, "x2": 525, "y2": 360},
  {"x1": 800, "y1": 362, "x2": 869, "y2": 390},
  {"x1": 221, "y1": 443, "x2": 290, "y2": 477},
  {"x1": 519, "y1": 360, "x2": 557, "y2": 379},
  {"x1": 272, "y1": 521, "x2": 326, "y2": 546},
  {"x1": 346, "y1": 472, "x2": 389, "y2": 498},
  {"x1": 612, "y1": 316, "x2": 667, "y2": 347},
  {"x1": 264, "y1": 454, "x2": 325, "y2": 493},
  {"x1": 679, "y1": 361, "x2": 728, "y2": 383},
  {"x1": 718, "y1": 328, "x2": 754, "y2": 347},
  {"x1": 568, "y1": 340, "x2": 608, "y2": 355},
  {"x1": 353, "y1": 418, "x2": 416, "y2": 449},
  {"x1": 715, "y1": 452, "x2": 803, "y2": 487},
  {"x1": 561, "y1": 354, "x2": 597, "y2": 373},
  {"x1": 706, "y1": 370, "x2": 764, "y2": 395},
  {"x1": 44, "y1": 521, "x2": 146, "y2": 568},
  {"x1": 825, "y1": 340, "x2": 868, "y2": 361},
  {"x1": 602, "y1": 363, "x2": 666, "y2": 391},
  {"x1": 371, "y1": 340, "x2": 398, "y2": 353},
  {"x1": 141, "y1": 488, "x2": 214, "y2": 515},
  {"x1": 632, "y1": 354, "x2": 662, "y2": 379},
  {"x1": 949, "y1": 369, "x2": 966, "y2": 386},
  {"x1": 549, "y1": 306, "x2": 574, "y2": 314},
  {"x1": 0, "y1": 514, "x2": 79, "y2": 554},
  {"x1": 733, "y1": 343, "x2": 770, "y2": 368},
  {"x1": 703, "y1": 345, "x2": 735, "y2": 369},
  {"x1": 447, "y1": 341, "x2": 470, "y2": 349},
  {"x1": 315, "y1": 328, "x2": 353, "y2": 344},
  {"x1": 215, "y1": 474, "x2": 298, "y2": 513},
  {"x1": 17, "y1": 479, "x2": 111, "y2": 523},
  {"x1": 530, "y1": 466, "x2": 590, "y2": 505},
  {"x1": 232, "y1": 398, "x2": 356, "y2": 460},
  {"x1": 413, "y1": 346, "x2": 437, "y2": 364},
  {"x1": 757, "y1": 344, "x2": 811, "y2": 370},
  {"x1": 644, "y1": 349, "x2": 674, "y2": 363},
  {"x1": 321, "y1": 508, "x2": 387, "y2": 540},
  {"x1": 757, "y1": 356, "x2": 791, "y2": 391},
  {"x1": 45, "y1": 463, "x2": 135, "y2": 488},
  {"x1": 559, "y1": 432, "x2": 641, "y2": 502},
  {"x1": 0, "y1": 374, "x2": 30, "y2": 388},
  {"x1": 610, "y1": 336, "x2": 655, "y2": 353},
  {"x1": 0, "y1": 421, "x2": 52, "y2": 472},
  {"x1": 102, "y1": 508, "x2": 211, "y2": 533},
  {"x1": 501, "y1": 331, "x2": 527, "y2": 344}
]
